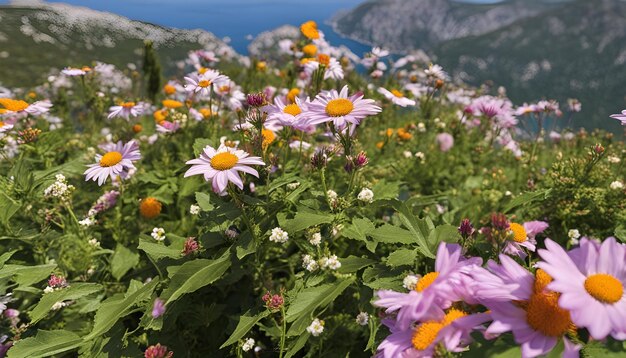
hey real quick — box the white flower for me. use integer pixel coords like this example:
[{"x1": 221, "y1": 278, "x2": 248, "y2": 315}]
[
  {"x1": 403, "y1": 151, "x2": 413, "y2": 158},
  {"x1": 302, "y1": 254, "x2": 319, "y2": 272},
  {"x1": 607, "y1": 155, "x2": 621, "y2": 164},
  {"x1": 610, "y1": 180, "x2": 624, "y2": 190},
  {"x1": 424, "y1": 63, "x2": 449, "y2": 80},
  {"x1": 568, "y1": 229, "x2": 581, "y2": 240},
  {"x1": 327, "y1": 190, "x2": 338, "y2": 201},
  {"x1": 151, "y1": 227, "x2": 165, "y2": 241},
  {"x1": 415, "y1": 152, "x2": 425, "y2": 163},
  {"x1": 88, "y1": 238, "x2": 101, "y2": 248},
  {"x1": 242, "y1": 338, "x2": 255, "y2": 352},
  {"x1": 269, "y1": 227, "x2": 289, "y2": 244},
  {"x1": 320, "y1": 255, "x2": 341, "y2": 270},
  {"x1": 357, "y1": 188, "x2": 374, "y2": 203},
  {"x1": 43, "y1": 174, "x2": 75, "y2": 200},
  {"x1": 189, "y1": 204, "x2": 201, "y2": 215},
  {"x1": 286, "y1": 182, "x2": 301, "y2": 190},
  {"x1": 417, "y1": 122, "x2": 426, "y2": 132},
  {"x1": 306, "y1": 318, "x2": 325, "y2": 336},
  {"x1": 403, "y1": 274, "x2": 419, "y2": 291},
  {"x1": 309, "y1": 232, "x2": 322, "y2": 246},
  {"x1": 43, "y1": 286, "x2": 54, "y2": 294},
  {"x1": 356, "y1": 312, "x2": 369, "y2": 326},
  {"x1": 51, "y1": 301, "x2": 66, "y2": 310},
  {"x1": 79, "y1": 217, "x2": 96, "y2": 227}
]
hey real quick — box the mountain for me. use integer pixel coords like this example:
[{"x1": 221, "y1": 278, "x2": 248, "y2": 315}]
[
  {"x1": 433, "y1": 0, "x2": 626, "y2": 131},
  {"x1": 0, "y1": 0, "x2": 237, "y2": 87},
  {"x1": 330, "y1": 0, "x2": 563, "y2": 52}
]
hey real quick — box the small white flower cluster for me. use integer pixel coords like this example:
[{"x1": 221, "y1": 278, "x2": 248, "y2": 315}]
[
  {"x1": 403, "y1": 274, "x2": 419, "y2": 291},
  {"x1": 302, "y1": 254, "x2": 320, "y2": 272},
  {"x1": 357, "y1": 188, "x2": 374, "y2": 203},
  {"x1": 327, "y1": 189, "x2": 338, "y2": 206},
  {"x1": 88, "y1": 238, "x2": 101, "y2": 248},
  {"x1": 189, "y1": 204, "x2": 201, "y2": 215},
  {"x1": 51, "y1": 301, "x2": 67, "y2": 311},
  {"x1": 610, "y1": 180, "x2": 624, "y2": 190},
  {"x1": 355, "y1": 312, "x2": 369, "y2": 326},
  {"x1": 269, "y1": 227, "x2": 289, "y2": 244},
  {"x1": 415, "y1": 152, "x2": 426, "y2": 163},
  {"x1": 607, "y1": 155, "x2": 621, "y2": 164},
  {"x1": 319, "y1": 255, "x2": 341, "y2": 270},
  {"x1": 79, "y1": 217, "x2": 96, "y2": 227},
  {"x1": 43, "y1": 174, "x2": 75, "y2": 200},
  {"x1": 568, "y1": 229, "x2": 581, "y2": 245},
  {"x1": 286, "y1": 182, "x2": 300, "y2": 190},
  {"x1": 306, "y1": 318, "x2": 325, "y2": 336},
  {"x1": 151, "y1": 227, "x2": 165, "y2": 241},
  {"x1": 241, "y1": 337, "x2": 255, "y2": 352},
  {"x1": 309, "y1": 232, "x2": 322, "y2": 246}
]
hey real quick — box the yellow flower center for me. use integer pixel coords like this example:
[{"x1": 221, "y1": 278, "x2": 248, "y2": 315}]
[
  {"x1": 411, "y1": 309, "x2": 467, "y2": 351},
  {"x1": 0, "y1": 98, "x2": 29, "y2": 112},
  {"x1": 81, "y1": 66, "x2": 92, "y2": 72},
  {"x1": 139, "y1": 197, "x2": 162, "y2": 219},
  {"x1": 283, "y1": 103, "x2": 302, "y2": 116},
  {"x1": 219, "y1": 85, "x2": 230, "y2": 93},
  {"x1": 533, "y1": 269, "x2": 553, "y2": 294},
  {"x1": 325, "y1": 98, "x2": 353, "y2": 117},
  {"x1": 0, "y1": 121, "x2": 5, "y2": 128},
  {"x1": 509, "y1": 223, "x2": 527, "y2": 243},
  {"x1": 199, "y1": 108, "x2": 213, "y2": 119},
  {"x1": 122, "y1": 102, "x2": 136, "y2": 108},
  {"x1": 198, "y1": 80, "x2": 211, "y2": 88},
  {"x1": 162, "y1": 99, "x2": 183, "y2": 109},
  {"x1": 391, "y1": 89, "x2": 404, "y2": 98},
  {"x1": 317, "y1": 54, "x2": 330, "y2": 67},
  {"x1": 525, "y1": 291, "x2": 573, "y2": 337},
  {"x1": 164, "y1": 84, "x2": 176, "y2": 95},
  {"x1": 415, "y1": 272, "x2": 439, "y2": 292},
  {"x1": 198, "y1": 67, "x2": 208, "y2": 74},
  {"x1": 287, "y1": 88, "x2": 300, "y2": 103},
  {"x1": 99, "y1": 151, "x2": 123, "y2": 167},
  {"x1": 262, "y1": 129, "x2": 276, "y2": 148},
  {"x1": 584, "y1": 274, "x2": 624, "y2": 304},
  {"x1": 210, "y1": 152, "x2": 239, "y2": 170}
]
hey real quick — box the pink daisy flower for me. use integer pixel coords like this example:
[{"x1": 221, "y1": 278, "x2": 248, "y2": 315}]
[
  {"x1": 307, "y1": 85, "x2": 381, "y2": 135},
  {"x1": 184, "y1": 69, "x2": 228, "y2": 97},
  {"x1": 184, "y1": 144, "x2": 265, "y2": 194},
  {"x1": 374, "y1": 243, "x2": 482, "y2": 329},
  {"x1": 377, "y1": 87, "x2": 416, "y2": 107},
  {"x1": 263, "y1": 96, "x2": 311, "y2": 131},
  {"x1": 0, "y1": 119, "x2": 15, "y2": 134},
  {"x1": 107, "y1": 101, "x2": 144, "y2": 120},
  {"x1": 84, "y1": 140, "x2": 141, "y2": 186},
  {"x1": 473, "y1": 255, "x2": 581, "y2": 358},
  {"x1": 609, "y1": 110, "x2": 626, "y2": 125},
  {"x1": 503, "y1": 221, "x2": 549, "y2": 259},
  {"x1": 156, "y1": 120, "x2": 180, "y2": 134},
  {"x1": 537, "y1": 237, "x2": 626, "y2": 340}
]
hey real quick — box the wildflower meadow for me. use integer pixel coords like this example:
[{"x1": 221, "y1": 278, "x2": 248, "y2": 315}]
[{"x1": 0, "y1": 18, "x2": 625, "y2": 358}]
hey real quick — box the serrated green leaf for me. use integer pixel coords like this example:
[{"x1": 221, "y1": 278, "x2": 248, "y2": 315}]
[
  {"x1": 503, "y1": 189, "x2": 551, "y2": 213},
  {"x1": 368, "y1": 224, "x2": 414, "y2": 244},
  {"x1": 0, "y1": 192, "x2": 21, "y2": 227},
  {"x1": 427, "y1": 224, "x2": 460, "y2": 251},
  {"x1": 195, "y1": 192, "x2": 214, "y2": 211},
  {"x1": 138, "y1": 239, "x2": 182, "y2": 261},
  {"x1": 192, "y1": 138, "x2": 213, "y2": 156},
  {"x1": 8, "y1": 330, "x2": 83, "y2": 358},
  {"x1": 161, "y1": 251, "x2": 231, "y2": 305},
  {"x1": 0, "y1": 264, "x2": 56, "y2": 287},
  {"x1": 278, "y1": 211, "x2": 334, "y2": 233},
  {"x1": 337, "y1": 256, "x2": 376, "y2": 273},
  {"x1": 385, "y1": 249, "x2": 417, "y2": 267},
  {"x1": 110, "y1": 244, "x2": 139, "y2": 281},
  {"x1": 29, "y1": 283, "x2": 102, "y2": 324},
  {"x1": 220, "y1": 310, "x2": 270, "y2": 348}
]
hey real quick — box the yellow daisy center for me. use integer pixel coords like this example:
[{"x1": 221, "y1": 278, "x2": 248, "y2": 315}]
[
  {"x1": 325, "y1": 98, "x2": 353, "y2": 117},
  {"x1": 283, "y1": 103, "x2": 302, "y2": 116},
  {"x1": 198, "y1": 80, "x2": 211, "y2": 88},
  {"x1": 509, "y1": 223, "x2": 527, "y2": 243},
  {"x1": 262, "y1": 129, "x2": 276, "y2": 148},
  {"x1": 411, "y1": 309, "x2": 467, "y2": 351},
  {"x1": 99, "y1": 151, "x2": 123, "y2": 167},
  {"x1": 199, "y1": 108, "x2": 213, "y2": 119},
  {"x1": 317, "y1": 54, "x2": 330, "y2": 67},
  {"x1": 525, "y1": 291, "x2": 573, "y2": 337},
  {"x1": 81, "y1": 66, "x2": 92, "y2": 72},
  {"x1": 210, "y1": 152, "x2": 239, "y2": 170},
  {"x1": 219, "y1": 85, "x2": 230, "y2": 93},
  {"x1": 391, "y1": 89, "x2": 404, "y2": 98},
  {"x1": 0, "y1": 121, "x2": 5, "y2": 128},
  {"x1": 139, "y1": 197, "x2": 162, "y2": 219},
  {"x1": 122, "y1": 102, "x2": 136, "y2": 108},
  {"x1": 584, "y1": 274, "x2": 624, "y2": 304},
  {"x1": 415, "y1": 272, "x2": 439, "y2": 292},
  {"x1": 533, "y1": 269, "x2": 553, "y2": 294},
  {"x1": 0, "y1": 98, "x2": 29, "y2": 112},
  {"x1": 198, "y1": 67, "x2": 208, "y2": 74},
  {"x1": 163, "y1": 84, "x2": 176, "y2": 95}
]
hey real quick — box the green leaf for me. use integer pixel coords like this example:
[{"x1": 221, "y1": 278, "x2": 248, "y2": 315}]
[
  {"x1": 286, "y1": 277, "x2": 354, "y2": 336},
  {"x1": 427, "y1": 224, "x2": 460, "y2": 251},
  {"x1": 342, "y1": 218, "x2": 377, "y2": 252},
  {"x1": 138, "y1": 239, "x2": 182, "y2": 261},
  {"x1": 337, "y1": 256, "x2": 376, "y2": 273},
  {"x1": 84, "y1": 278, "x2": 159, "y2": 341},
  {"x1": 503, "y1": 189, "x2": 551, "y2": 213},
  {"x1": 161, "y1": 251, "x2": 231, "y2": 305},
  {"x1": 0, "y1": 264, "x2": 56, "y2": 287},
  {"x1": 285, "y1": 332, "x2": 311, "y2": 358},
  {"x1": 279, "y1": 211, "x2": 334, "y2": 233},
  {"x1": 371, "y1": 180, "x2": 401, "y2": 201},
  {"x1": 29, "y1": 283, "x2": 102, "y2": 324},
  {"x1": 0, "y1": 250, "x2": 16, "y2": 269},
  {"x1": 368, "y1": 224, "x2": 414, "y2": 245},
  {"x1": 0, "y1": 192, "x2": 21, "y2": 227},
  {"x1": 385, "y1": 249, "x2": 417, "y2": 267},
  {"x1": 192, "y1": 138, "x2": 213, "y2": 156},
  {"x1": 380, "y1": 199, "x2": 434, "y2": 258},
  {"x1": 220, "y1": 310, "x2": 270, "y2": 348},
  {"x1": 7, "y1": 330, "x2": 83, "y2": 358},
  {"x1": 110, "y1": 245, "x2": 139, "y2": 281},
  {"x1": 195, "y1": 192, "x2": 214, "y2": 211}
]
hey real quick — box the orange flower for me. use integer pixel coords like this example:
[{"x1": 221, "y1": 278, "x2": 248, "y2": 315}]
[
  {"x1": 163, "y1": 84, "x2": 176, "y2": 95},
  {"x1": 162, "y1": 99, "x2": 183, "y2": 109},
  {"x1": 139, "y1": 197, "x2": 162, "y2": 219},
  {"x1": 300, "y1": 21, "x2": 320, "y2": 40}
]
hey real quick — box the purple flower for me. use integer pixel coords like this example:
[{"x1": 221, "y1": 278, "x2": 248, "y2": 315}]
[
  {"x1": 144, "y1": 343, "x2": 173, "y2": 358},
  {"x1": 435, "y1": 133, "x2": 454, "y2": 152},
  {"x1": 181, "y1": 237, "x2": 200, "y2": 256},
  {"x1": 48, "y1": 274, "x2": 67, "y2": 289},
  {"x1": 609, "y1": 110, "x2": 626, "y2": 125},
  {"x1": 458, "y1": 219, "x2": 474, "y2": 238},
  {"x1": 151, "y1": 298, "x2": 165, "y2": 318},
  {"x1": 246, "y1": 92, "x2": 267, "y2": 107}
]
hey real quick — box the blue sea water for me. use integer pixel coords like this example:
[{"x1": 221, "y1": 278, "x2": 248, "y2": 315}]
[{"x1": 1, "y1": 0, "x2": 373, "y2": 56}]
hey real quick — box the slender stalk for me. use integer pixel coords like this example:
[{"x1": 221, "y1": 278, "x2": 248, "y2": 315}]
[{"x1": 278, "y1": 305, "x2": 287, "y2": 358}]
